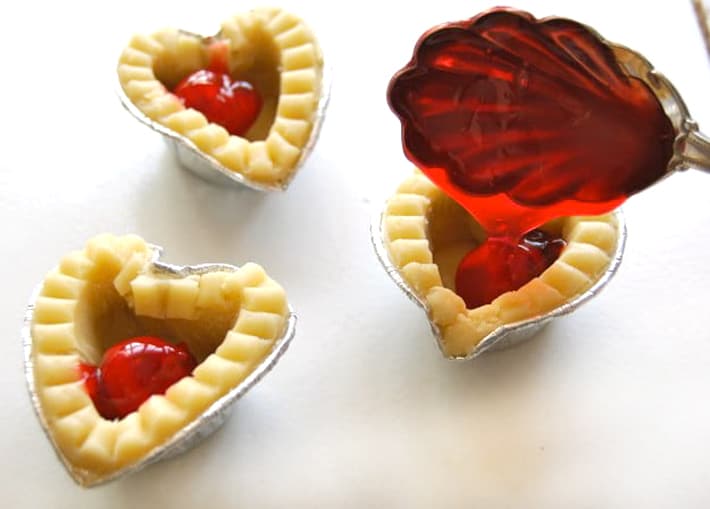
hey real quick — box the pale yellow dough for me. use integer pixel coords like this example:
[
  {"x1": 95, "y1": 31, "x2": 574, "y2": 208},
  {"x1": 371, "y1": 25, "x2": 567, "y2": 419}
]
[
  {"x1": 383, "y1": 171, "x2": 620, "y2": 358},
  {"x1": 31, "y1": 234, "x2": 289, "y2": 485},
  {"x1": 117, "y1": 8, "x2": 323, "y2": 186}
]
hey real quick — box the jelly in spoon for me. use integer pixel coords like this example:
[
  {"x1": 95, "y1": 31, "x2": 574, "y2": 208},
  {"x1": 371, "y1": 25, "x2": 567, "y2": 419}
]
[{"x1": 388, "y1": 8, "x2": 678, "y2": 307}]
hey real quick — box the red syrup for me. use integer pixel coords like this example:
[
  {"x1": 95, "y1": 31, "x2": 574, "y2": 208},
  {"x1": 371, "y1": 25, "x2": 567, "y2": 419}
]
[
  {"x1": 455, "y1": 229, "x2": 566, "y2": 309},
  {"x1": 173, "y1": 41, "x2": 262, "y2": 136},
  {"x1": 79, "y1": 336, "x2": 197, "y2": 420},
  {"x1": 388, "y1": 8, "x2": 675, "y2": 308}
]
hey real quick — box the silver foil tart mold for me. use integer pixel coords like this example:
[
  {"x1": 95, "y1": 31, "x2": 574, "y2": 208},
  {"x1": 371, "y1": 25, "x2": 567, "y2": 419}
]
[{"x1": 24, "y1": 244, "x2": 296, "y2": 486}]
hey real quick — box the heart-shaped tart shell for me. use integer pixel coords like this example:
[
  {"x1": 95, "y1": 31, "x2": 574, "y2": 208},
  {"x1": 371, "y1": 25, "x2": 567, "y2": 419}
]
[
  {"x1": 25, "y1": 234, "x2": 294, "y2": 486},
  {"x1": 378, "y1": 171, "x2": 624, "y2": 359},
  {"x1": 117, "y1": 8, "x2": 325, "y2": 190}
]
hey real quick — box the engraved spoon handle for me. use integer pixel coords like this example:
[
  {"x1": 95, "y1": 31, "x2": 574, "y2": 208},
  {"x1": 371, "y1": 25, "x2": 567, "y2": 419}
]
[
  {"x1": 686, "y1": 0, "x2": 710, "y2": 172},
  {"x1": 693, "y1": 0, "x2": 710, "y2": 59},
  {"x1": 679, "y1": 126, "x2": 710, "y2": 172}
]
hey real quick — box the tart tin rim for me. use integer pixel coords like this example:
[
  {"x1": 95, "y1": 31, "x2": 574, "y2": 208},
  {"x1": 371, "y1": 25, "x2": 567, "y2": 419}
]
[
  {"x1": 370, "y1": 205, "x2": 627, "y2": 361},
  {"x1": 116, "y1": 28, "x2": 331, "y2": 192},
  {"x1": 23, "y1": 244, "x2": 297, "y2": 487}
]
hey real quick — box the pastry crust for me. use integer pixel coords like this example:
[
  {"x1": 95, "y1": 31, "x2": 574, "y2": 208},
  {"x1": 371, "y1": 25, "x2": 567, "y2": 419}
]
[
  {"x1": 31, "y1": 234, "x2": 289, "y2": 484},
  {"x1": 383, "y1": 171, "x2": 620, "y2": 358},
  {"x1": 117, "y1": 8, "x2": 323, "y2": 185}
]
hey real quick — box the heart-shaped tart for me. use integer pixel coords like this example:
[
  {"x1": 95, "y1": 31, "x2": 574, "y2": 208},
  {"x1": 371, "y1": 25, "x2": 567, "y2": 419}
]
[
  {"x1": 24, "y1": 234, "x2": 294, "y2": 486},
  {"x1": 375, "y1": 171, "x2": 624, "y2": 359},
  {"x1": 117, "y1": 8, "x2": 326, "y2": 190}
]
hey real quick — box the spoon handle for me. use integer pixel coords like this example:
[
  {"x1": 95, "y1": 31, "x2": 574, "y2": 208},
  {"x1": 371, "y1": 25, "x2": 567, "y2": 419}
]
[
  {"x1": 687, "y1": 1, "x2": 710, "y2": 173},
  {"x1": 678, "y1": 125, "x2": 710, "y2": 173},
  {"x1": 693, "y1": 0, "x2": 710, "y2": 59}
]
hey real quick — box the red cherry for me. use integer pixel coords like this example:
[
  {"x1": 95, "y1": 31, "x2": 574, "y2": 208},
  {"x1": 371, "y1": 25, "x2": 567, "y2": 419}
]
[
  {"x1": 173, "y1": 70, "x2": 262, "y2": 136},
  {"x1": 455, "y1": 230, "x2": 565, "y2": 309},
  {"x1": 79, "y1": 336, "x2": 197, "y2": 420},
  {"x1": 521, "y1": 229, "x2": 566, "y2": 267}
]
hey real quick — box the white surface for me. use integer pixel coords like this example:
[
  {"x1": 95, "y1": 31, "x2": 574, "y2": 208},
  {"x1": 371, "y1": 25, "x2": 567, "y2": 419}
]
[{"x1": 1, "y1": 0, "x2": 710, "y2": 507}]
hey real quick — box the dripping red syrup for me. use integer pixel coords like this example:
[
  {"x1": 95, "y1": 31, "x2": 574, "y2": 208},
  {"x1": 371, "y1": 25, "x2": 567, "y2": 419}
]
[
  {"x1": 388, "y1": 8, "x2": 675, "y2": 309},
  {"x1": 79, "y1": 336, "x2": 197, "y2": 420},
  {"x1": 172, "y1": 41, "x2": 262, "y2": 136}
]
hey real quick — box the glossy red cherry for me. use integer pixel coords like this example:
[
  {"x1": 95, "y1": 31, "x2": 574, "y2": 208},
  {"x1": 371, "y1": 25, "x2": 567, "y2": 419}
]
[
  {"x1": 173, "y1": 70, "x2": 262, "y2": 136},
  {"x1": 80, "y1": 336, "x2": 197, "y2": 420},
  {"x1": 521, "y1": 229, "x2": 567, "y2": 267},
  {"x1": 455, "y1": 229, "x2": 566, "y2": 309}
]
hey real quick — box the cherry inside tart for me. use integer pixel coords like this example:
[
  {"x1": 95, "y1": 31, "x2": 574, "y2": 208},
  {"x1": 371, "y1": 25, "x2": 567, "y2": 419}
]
[
  {"x1": 173, "y1": 66, "x2": 263, "y2": 137},
  {"x1": 117, "y1": 8, "x2": 324, "y2": 186},
  {"x1": 382, "y1": 171, "x2": 620, "y2": 358},
  {"x1": 454, "y1": 229, "x2": 566, "y2": 310},
  {"x1": 28, "y1": 234, "x2": 290, "y2": 486},
  {"x1": 80, "y1": 336, "x2": 198, "y2": 420}
]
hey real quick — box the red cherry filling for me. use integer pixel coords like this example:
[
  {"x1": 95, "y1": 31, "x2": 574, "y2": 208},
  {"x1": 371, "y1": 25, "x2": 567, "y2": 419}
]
[
  {"x1": 171, "y1": 40, "x2": 262, "y2": 136},
  {"x1": 173, "y1": 70, "x2": 262, "y2": 137},
  {"x1": 455, "y1": 229, "x2": 566, "y2": 309},
  {"x1": 79, "y1": 336, "x2": 197, "y2": 420}
]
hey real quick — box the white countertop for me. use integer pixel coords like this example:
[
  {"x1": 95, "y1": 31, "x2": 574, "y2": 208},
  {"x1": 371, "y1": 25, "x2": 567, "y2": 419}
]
[{"x1": 2, "y1": 0, "x2": 710, "y2": 507}]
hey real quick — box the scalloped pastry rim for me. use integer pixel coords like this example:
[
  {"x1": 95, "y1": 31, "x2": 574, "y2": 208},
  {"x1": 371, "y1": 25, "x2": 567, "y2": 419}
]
[
  {"x1": 25, "y1": 234, "x2": 294, "y2": 486},
  {"x1": 379, "y1": 170, "x2": 624, "y2": 359},
  {"x1": 117, "y1": 7, "x2": 326, "y2": 191}
]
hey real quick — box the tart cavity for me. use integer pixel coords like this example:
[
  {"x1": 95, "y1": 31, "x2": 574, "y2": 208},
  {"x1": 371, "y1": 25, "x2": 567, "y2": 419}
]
[
  {"x1": 382, "y1": 171, "x2": 621, "y2": 358},
  {"x1": 28, "y1": 234, "x2": 291, "y2": 486},
  {"x1": 117, "y1": 8, "x2": 324, "y2": 188}
]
